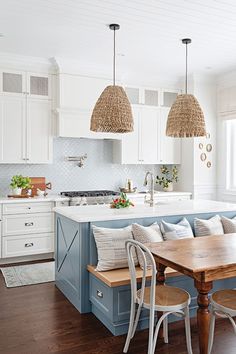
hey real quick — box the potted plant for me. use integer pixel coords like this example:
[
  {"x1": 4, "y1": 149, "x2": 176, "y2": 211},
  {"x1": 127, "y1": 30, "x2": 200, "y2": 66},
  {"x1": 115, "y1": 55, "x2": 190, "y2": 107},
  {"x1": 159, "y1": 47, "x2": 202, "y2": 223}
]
[
  {"x1": 156, "y1": 165, "x2": 178, "y2": 192},
  {"x1": 110, "y1": 193, "x2": 134, "y2": 209},
  {"x1": 10, "y1": 175, "x2": 31, "y2": 196}
]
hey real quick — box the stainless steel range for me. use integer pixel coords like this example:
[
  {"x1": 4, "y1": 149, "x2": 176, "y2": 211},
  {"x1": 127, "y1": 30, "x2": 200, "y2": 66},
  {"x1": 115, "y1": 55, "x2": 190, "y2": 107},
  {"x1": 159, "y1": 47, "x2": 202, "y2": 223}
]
[{"x1": 60, "y1": 190, "x2": 119, "y2": 206}]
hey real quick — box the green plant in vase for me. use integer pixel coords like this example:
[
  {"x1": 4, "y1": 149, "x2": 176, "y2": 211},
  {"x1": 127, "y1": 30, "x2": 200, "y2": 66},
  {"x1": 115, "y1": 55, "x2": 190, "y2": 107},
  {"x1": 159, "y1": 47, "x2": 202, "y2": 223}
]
[
  {"x1": 10, "y1": 175, "x2": 31, "y2": 196},
  {"x1": 156, "y1": 165, "x2": 178, "y2": 192}
]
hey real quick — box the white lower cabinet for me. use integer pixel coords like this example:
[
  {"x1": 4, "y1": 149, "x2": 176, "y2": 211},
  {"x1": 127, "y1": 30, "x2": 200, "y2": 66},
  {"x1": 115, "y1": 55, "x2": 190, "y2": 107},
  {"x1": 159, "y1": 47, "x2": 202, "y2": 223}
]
[
  {"x1": 2, "y1": 213, "x2": 53, "y2": 237},
  {"x1": 1, "y1": 201, "x2": 54, "y2": 258},
  {"x1": 2, "y1": 233, "x2": 54, "y2": 258}
]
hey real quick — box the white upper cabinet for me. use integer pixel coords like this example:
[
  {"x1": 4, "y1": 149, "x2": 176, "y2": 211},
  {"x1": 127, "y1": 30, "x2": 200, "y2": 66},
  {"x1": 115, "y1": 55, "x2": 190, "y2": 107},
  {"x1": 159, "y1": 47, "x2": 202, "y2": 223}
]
[
  {"x1": 0, "y1": 68, "x2": 52, "y2": 164},
  {"x1": 161, "y1": 90, "x2": 178, "y2": 107},
  {"x1": 113, "y1": 87, "x2": 181, "y2": 165},
  {"x1": 139, "y1": 106, "x2": 159, "y2": 163},
  {"x1": 27, "y1": 72, "x2": 50, "y2": 99},
  {"x1": 159, "y1": 107, "x2": 181, "y2": 164},
  {"x1": 0, "y1": 96, "x2": 26, "y2": 163},
  {"x1": 114, "y1": 105, "x2": 159, "y2": 164},
  {"x1": 57, "y1": 73, "x2": 122, "y2": 139},
  {"x1": 0, "y1": 70, "x2": 50, "y2": 99},
  {"x1": 27, "y1": 99, "x2": 52, "y2": 163}
]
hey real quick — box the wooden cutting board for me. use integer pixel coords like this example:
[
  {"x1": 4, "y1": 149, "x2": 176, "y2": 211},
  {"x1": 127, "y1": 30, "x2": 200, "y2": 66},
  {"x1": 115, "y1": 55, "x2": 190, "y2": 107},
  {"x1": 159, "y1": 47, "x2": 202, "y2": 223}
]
[{"x1": 28, "y1": 177, "x2": 52, "y2": 196}]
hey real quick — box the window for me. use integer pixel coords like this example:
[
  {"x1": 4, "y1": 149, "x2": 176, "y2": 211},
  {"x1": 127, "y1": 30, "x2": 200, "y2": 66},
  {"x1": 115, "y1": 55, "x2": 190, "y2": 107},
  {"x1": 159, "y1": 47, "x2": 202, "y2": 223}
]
[{"x1": 226, "y1": 119, "x2": 236, "y2": 190}]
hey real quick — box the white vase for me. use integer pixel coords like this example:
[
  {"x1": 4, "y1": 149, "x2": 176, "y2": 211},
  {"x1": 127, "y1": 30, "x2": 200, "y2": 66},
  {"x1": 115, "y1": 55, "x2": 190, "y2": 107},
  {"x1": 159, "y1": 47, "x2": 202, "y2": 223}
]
[
  {"x1": 163, "y1": 183, "x2": 173, "y2": 192},
  {"x1": 12, "y1": 187, "x2": 22, "y2": 196}
]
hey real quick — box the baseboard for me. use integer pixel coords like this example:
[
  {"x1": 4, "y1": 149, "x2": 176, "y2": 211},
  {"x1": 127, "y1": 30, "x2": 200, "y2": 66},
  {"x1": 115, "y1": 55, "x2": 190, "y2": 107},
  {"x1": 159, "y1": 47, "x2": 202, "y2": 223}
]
[{"x1": 0, "y1": 252, "x2": 54, "y2": 266}]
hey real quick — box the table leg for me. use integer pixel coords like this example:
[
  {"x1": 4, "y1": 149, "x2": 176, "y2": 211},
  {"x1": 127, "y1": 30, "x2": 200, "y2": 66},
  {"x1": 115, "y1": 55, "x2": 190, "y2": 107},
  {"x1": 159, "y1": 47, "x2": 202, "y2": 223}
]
[
  {"x1": 156, "y1": 263, "x2": 167, "y2": 285},
  {"x1": 194, "y1": 280, "x2": 213, "y2": 354}
]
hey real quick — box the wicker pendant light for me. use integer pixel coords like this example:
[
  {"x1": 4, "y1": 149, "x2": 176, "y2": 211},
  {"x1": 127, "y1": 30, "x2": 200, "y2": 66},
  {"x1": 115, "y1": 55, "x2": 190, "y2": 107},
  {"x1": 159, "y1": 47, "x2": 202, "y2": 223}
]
[
  {"x1": 90, "y1": 24, "x2": 133, "y2": 133},
  {"x1": 166, "y1": 38, "x2": 206, "y2": 138}
]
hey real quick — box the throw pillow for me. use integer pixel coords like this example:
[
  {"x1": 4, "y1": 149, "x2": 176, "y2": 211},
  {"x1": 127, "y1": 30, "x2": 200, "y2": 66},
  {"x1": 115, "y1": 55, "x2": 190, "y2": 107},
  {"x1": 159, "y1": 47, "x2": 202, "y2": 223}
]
[
  {"x1": 221, "y1": 216, "x2": 236, "y2": 234},
  {"x1": 132, "y1": 223, "x2": 163, "y2": 268},
  {"x1": 92, "y1": 225, "x2": 138, "y2": 271},
  {"x1": 194, "y1": 215, "x2": 223, "y2": 237},
  {"x1": 160, "y1": 218, "x2": 194, "y2": 241}
]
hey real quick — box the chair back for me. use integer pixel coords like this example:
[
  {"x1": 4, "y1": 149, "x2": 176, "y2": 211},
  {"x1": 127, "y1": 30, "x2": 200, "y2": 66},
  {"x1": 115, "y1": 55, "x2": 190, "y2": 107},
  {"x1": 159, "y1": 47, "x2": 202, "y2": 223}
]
[{"x1": 126, "y1": 239, "x2": 157, "y2": 307}]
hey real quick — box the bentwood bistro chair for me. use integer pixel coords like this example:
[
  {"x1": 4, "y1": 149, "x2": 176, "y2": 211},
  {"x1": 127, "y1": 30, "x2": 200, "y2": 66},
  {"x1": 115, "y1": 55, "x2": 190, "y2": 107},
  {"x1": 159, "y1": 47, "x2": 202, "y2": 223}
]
[
  {"x1": 208, "y1": 289, "x2": 236, "y2": 353},
  {"x1": 123, "y1": 239, "x2": 193, "y2": 354}
]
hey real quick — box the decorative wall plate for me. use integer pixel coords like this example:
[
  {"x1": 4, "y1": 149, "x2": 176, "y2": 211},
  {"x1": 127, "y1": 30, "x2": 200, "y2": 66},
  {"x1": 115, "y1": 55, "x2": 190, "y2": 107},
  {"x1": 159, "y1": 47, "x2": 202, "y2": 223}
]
[
  {"x1": 206, "y1": 144, "x2": 212, "y2": 152},
  {"x1": 199, "y1": 143, "x2": 203, "y2": 149},
  {"x1": 200, "y1": 153, "x2": 207, "y2": 161},
  {"x1": 207, "y1": 161, "x2": 212, "y2": 168}
]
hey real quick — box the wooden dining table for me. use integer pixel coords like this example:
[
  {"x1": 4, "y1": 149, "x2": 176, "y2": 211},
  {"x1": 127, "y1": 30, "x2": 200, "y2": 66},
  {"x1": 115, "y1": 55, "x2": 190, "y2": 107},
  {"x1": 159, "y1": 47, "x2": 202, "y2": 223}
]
[{"x1": 147, "y1": 233, "x2": 236, "y2": 354}]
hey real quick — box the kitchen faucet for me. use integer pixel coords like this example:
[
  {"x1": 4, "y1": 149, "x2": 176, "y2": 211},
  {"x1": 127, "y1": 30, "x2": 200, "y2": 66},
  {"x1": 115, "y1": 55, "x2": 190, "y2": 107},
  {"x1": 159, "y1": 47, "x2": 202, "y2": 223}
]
[{"x1": 143, "y1": 171, "x2": 154, "y2": 207}]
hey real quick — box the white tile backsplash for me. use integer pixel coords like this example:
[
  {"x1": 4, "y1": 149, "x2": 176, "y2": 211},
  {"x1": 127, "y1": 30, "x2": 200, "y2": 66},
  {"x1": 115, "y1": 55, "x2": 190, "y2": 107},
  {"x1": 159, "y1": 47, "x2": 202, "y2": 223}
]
[{"x1": 0, "y1": 138, "x2": 158, "y2": 196}]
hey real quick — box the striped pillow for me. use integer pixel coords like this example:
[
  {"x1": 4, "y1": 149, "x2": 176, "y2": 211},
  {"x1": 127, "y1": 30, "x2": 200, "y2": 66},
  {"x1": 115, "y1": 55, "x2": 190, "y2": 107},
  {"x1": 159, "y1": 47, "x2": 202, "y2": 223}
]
[
  {"x1": 160, "y1": 218, "x2": 194, "y2": 240},
  {"x1": 92, "y1": 225, "x2": 138, "y2": 271},
  {"x1": 132, "y1": 223, "x2": 163, "y2": 269},
  {"x1": 221, "y1": 216, "x2": 236, "y2": 234},
  {"x1": 194, "y1": 215, "x2": 223, "y2": 237}
]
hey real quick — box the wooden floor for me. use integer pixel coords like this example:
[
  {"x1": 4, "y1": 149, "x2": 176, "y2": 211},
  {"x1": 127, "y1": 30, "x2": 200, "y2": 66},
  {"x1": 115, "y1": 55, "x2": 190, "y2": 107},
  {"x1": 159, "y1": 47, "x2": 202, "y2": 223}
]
[{"x1": 0, "y1": 273, "x2": 235, "y2": 354}]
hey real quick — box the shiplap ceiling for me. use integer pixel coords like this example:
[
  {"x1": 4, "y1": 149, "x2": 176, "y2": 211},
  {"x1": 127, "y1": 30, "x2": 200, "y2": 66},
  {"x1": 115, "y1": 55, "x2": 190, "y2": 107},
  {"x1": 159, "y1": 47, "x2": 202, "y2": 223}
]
[{"x1": 1, "y1": 0, "x2": 236, "y2": 79}]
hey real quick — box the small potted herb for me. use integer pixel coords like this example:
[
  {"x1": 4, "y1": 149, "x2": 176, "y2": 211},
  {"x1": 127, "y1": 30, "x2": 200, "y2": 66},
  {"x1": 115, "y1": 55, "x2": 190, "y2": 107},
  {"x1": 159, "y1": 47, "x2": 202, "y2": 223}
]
[
  {"x1": 156, "y1": 165, "x2": 178, "y2": 192},
  {"x1": 10, "y1": 175, "x2": 31, "y2": 196},
  {"x1": 110, "y1": 193, "x2": 134, "y2": 209}
]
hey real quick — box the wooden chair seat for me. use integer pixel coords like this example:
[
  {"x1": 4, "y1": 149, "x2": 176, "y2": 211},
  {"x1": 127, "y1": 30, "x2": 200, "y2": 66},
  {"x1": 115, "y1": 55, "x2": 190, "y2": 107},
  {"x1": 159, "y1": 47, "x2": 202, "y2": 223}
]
[
  {"x1": 137, "y1": 285, "x2": 190, "y2": 308},
  {"x1": 212, "y1": 289, "x2": 236, "y2": 311}
]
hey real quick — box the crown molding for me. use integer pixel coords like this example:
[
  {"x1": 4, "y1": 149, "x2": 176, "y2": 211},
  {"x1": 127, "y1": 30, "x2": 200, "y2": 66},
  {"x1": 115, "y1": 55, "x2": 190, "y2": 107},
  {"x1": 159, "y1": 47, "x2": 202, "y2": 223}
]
[{"x1": 0, "y1": 52, "x2": 55, "y2": 73}]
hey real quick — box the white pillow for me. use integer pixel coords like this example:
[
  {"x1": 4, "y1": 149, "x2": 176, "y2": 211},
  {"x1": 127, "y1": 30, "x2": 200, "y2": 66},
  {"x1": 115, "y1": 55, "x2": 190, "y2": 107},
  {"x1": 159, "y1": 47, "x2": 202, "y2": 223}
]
[
  {"x1": 160, "y1": 218, "x2": 194, "y2": 240},
  {"x1": 92, "y1": 225, "x2": 138, "y2": 271},
  {"x1": 194, "y1": 215, "x2": 223, "y2": 237},
  {"x1": 221, "y1": 216, "x2": 236, "y2": 234},
  {"x1": 132, "y1": 223, "x2": 163, "y2": 268}
]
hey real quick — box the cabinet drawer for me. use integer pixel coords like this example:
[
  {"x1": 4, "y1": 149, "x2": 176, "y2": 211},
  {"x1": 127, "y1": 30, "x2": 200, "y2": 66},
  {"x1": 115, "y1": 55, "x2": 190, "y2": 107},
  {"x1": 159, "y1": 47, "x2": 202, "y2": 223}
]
[
  {"x1": 3, "y1": 202, "x2": 53, "y2": 215},
  {"x1": 2, "y1": 233, "x2": 54, "y2": 258},
  {"x1": 55, "y1": 201, "x2": 69, "y2": 207},
  {"x1": 3, "y1": 213, "x2": 53, "y2": 236}
]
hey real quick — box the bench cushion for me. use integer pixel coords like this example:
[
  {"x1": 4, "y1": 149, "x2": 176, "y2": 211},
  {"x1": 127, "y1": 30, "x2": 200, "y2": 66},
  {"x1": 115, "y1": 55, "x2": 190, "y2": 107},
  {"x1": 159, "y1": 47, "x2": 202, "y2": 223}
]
[{"x1": 87, "y1": 265, "x2": 181, "y2": 288}]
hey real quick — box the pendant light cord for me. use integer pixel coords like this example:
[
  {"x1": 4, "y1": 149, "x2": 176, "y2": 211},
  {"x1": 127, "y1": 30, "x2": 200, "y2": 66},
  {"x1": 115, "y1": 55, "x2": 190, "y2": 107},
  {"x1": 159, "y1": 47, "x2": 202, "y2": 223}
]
[
  {"x1": 185, "y1": 41, "x2": 188, "y2": 94},
  {"x1": 113, "y1": 28, "x2": 116, "y2": 86}
]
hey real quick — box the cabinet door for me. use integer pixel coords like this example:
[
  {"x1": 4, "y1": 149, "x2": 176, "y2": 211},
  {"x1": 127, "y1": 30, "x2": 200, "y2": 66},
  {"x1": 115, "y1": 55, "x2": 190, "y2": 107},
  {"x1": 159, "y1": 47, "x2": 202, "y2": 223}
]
[
  {"x1": 27, "y1": 72, "x2": 50, "y2": 99},
  {"x1": 139, "y1": 106, "x2": 159, "y2": 164},
  {"x1": 0, "y1": 70, "x2": 26, "y2": 96},
  {"x1": 26, "y1": 99, "x2": 52, "y2": 163},
  {"x1": 159, "y1": 107, "x2": 181, "y2": 164},
  {"x1": 0, "y1": 96, "x2": 26, "y2": 163},
  {"x1": 119, "y1": 106, "x2": 140, "y2": 164}
]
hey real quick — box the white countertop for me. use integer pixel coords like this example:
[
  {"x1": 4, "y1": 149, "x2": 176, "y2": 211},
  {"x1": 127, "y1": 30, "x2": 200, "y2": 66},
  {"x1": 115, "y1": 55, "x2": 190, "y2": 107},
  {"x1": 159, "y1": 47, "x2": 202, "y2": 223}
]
[
  {"x1": 54, "y1": 199, "x2": 236, "y2": 223},
  {"x1": 0, "y1": 195, "x2": 69, "y2": 203}
]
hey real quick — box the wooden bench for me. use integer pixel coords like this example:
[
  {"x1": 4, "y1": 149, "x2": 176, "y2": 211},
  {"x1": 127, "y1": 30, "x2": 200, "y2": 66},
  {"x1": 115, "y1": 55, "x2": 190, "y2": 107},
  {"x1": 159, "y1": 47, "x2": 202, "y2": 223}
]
[
  {"x1": 87, "y1": 265, "x2": 181, "y2": 287},
  {"x1": 88, "y1": 264, "x2": 186, "y2": 336}
]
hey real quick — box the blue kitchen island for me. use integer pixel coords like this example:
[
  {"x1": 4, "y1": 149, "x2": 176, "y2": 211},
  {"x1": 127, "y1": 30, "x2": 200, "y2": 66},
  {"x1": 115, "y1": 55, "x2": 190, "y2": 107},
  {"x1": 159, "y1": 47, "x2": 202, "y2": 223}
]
[{"x1": 54, "y1": 200, "x2": 236, "y2": 335}]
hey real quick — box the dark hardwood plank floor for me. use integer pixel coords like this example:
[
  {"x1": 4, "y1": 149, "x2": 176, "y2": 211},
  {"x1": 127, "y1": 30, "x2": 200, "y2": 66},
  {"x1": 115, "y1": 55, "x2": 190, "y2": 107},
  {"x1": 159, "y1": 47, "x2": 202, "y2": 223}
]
[{"x1": 0, "y1": 271, "x2": 235, "y2": 354}]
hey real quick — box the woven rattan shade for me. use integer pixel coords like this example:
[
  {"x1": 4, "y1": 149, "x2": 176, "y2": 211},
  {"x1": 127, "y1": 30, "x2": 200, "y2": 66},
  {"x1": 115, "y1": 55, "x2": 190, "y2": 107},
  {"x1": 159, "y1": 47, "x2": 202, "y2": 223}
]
[
  {"x1": 166, "y1": 94, "x2": 206, "y2": 137},
  {"x1": 90, "y1": 85, "x2": 134, "y2": 133}
]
